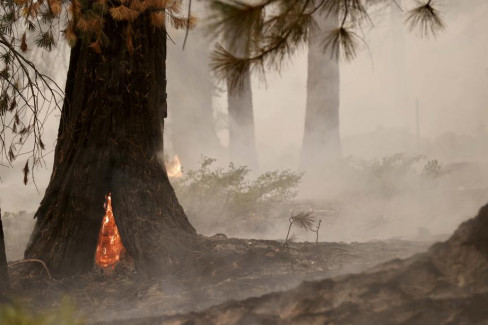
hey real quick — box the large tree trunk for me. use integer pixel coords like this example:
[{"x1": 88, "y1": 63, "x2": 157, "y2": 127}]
[
  {"x1": 167, "y1": 10, "x2": 223, "y2": 169},
  {"x1": 301, "y1": 13, "x2": 341, "y2": 173},
  {"x1": 25, "y1": 14, "x2": 196, "y2": 278},
  {"x1": 226, "y1": 39, "x2": 259, "y2": 172}
]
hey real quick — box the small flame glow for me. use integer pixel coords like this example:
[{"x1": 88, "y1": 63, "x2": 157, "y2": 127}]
[
  {"x1": 166, "y1": 155, "x2": 182, "y2": 178},
  {"x1": 95, "y1": 193, "x2": 126, "y2": 269}
]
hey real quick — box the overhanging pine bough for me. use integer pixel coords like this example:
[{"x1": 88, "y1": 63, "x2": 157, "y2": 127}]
[{"x1": 208, "y1": 0, "x2": 445, "y2": 91}]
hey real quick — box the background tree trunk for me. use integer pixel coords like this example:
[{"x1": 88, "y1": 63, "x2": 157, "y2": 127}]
[
  {"x1": 301, "y1": 13, "x2": 341, "y2": 173},
  {"x1": 226, "y1": 39, "x2": 259, "y2": 172},
  {"x1": 0, "y1": 209, "x2": 9, "y2": 301},
  {"x1": 389, "y1": 0, "x2": 410, "y2": 135},
  {"x1": 167, "y1": 3, "x2": 223, "y2": 168},
  {"x1": 25, "y1": 14, "x2": 196, "y2": 278}
]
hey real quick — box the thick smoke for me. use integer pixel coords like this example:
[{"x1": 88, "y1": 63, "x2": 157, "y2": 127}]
[{"x1": 0, "y1": 1, "x2": 486, "y2": 258}]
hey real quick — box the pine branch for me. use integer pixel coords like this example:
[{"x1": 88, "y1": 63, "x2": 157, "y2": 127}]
[
  {"x1": 290, "y1": 210, "x2": 315, "y2": 230},
  {"x1": 210, "y1": 0, "x2": 315, "y2": 91},
  {"x1": 406, "y1": 0, "x2": 445, "y2": 38},
  {"x1": 208, "y1": 0, "x2": 445, "y2": 92}
]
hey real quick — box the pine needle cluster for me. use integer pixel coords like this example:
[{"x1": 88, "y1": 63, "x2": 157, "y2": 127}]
[
  {"x1": 289, "y1": 210, "x2": 315, "y2": 231},
  {"x1": 406, "y1": 0, "x2": 445, "y2": 38},
  {"x1": 208, "y1": 0, "x2": 445, "y2": 91}
]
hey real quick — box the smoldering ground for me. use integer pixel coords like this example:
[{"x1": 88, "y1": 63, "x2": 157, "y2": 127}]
[{"x1": 0, "y1": 0, "x2": 487, "y2": 323}]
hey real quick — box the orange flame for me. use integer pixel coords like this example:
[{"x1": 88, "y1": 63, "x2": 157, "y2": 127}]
[
  {"x1": 95, "y1": 193, "x2": 126, "y2": 269},
  {"x1": 166, "y1": 155, "x2": 182, "y2": 178}
]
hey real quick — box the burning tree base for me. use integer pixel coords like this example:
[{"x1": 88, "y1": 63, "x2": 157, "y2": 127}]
[
  {"x1": 94, "y1": 194, "x2": 134, "y2": 275},
  {"x1": 125, "y1": 204, "x2": 488, "y2": 325},
  {"x1": 94, "y1": 256, "x2": 135, "y2": 277},
  {"x1": 23, "y1": 17, "x2": 197, "y2": 278}
]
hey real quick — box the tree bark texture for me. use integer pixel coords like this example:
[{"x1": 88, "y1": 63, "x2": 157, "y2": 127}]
[
  {"x1": 301, "y1": 13, "x2": 341, "y2": 172},
  {"x1": 25, "y1": 14, "x2": 196, "y2": 278},
  {"x1": 226, "y1": 38, "x2": 259, "y2": 172},
  {"x1": 0, "y1": 209, "x2": 9, "y2": 300}
]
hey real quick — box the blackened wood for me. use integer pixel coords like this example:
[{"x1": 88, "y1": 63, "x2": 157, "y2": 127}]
[
  {"x1": 0, "y1": 209, "x2": 10, "y2": 301},
  {"x1": 24, "y1": 13, "x2": 197, "y2": 279}
]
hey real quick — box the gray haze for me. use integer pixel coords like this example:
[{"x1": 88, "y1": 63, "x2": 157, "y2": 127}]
[
  {"x1": 243, "y1": 1, "x2": 488, "y2": 171},
  {"x1": 0, "y1": 1, "x2": 487, "y2": 258}
]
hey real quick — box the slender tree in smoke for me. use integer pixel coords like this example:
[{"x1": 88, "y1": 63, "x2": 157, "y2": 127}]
[
  {"x1": 302, "y1": 0, "x2": 411, "y2": 172},
  {"x1": 226, "y1": 39, "x2": 259, "y2": 171},
  {"x1": 208, "y1": 0, "x2": 445, "y2": 171},
  {"x1": 389, "y1": 0, "x2": 410, "y2": 130},
  {"x1": 301, "y1": 12, "x2": 341, "y2": 172},
  {"x1": 167, "y1": 0, "x2": 223, "y2": 168},
  {"x1": 209, "y1": 0, "x2": 259, "y2": 171}
]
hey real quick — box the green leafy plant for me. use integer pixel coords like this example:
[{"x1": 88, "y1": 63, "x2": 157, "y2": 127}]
[
  {"x1": 345, "y1": 153, "x2": 444, "y2": 197},
  {"x1": 0, "y1": 298, "x2": 83, "y2": 325},
  {"x1": 365, "y1": 153, "x2": 425, "y2": 179}
]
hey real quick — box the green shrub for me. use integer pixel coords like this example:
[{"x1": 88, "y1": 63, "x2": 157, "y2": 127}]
[
  {"x1": 345, "y1": 153, "x2": 445, "y2": 197},
  {"x1": 0, "y1": 298, "x2": 83, "y2": 325},
  {"x1": 173, "y1": 157, "x2": 303, "y2": 224}
]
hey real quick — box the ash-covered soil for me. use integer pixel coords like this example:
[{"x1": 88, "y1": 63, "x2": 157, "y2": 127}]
[
  {"x1": 104, "y1": 204, "x2": 488, "y2": 325},
  {"x1": 9, "y1": 235, "x2": 430, "y2": 324}
]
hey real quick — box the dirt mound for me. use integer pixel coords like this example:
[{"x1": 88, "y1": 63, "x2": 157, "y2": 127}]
[{"x1": 133, "y1": 204, "x2": 488, "y2": 325}]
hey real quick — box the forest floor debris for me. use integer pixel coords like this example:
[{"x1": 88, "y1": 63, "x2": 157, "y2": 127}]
[
  {"x1": 100, "y1": 204, "x2": 488, "y2": 325},
  {"x1": 7, "y1": 236, "x2": 430, "y2": 324}
]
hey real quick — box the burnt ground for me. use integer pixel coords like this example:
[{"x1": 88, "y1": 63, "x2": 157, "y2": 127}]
[
  {"x1": 102, "y1": 204, "x2": 488, "y2": 325},
  {"x1": 7, "y1": 235, "x2": 430, "y2": 324}
]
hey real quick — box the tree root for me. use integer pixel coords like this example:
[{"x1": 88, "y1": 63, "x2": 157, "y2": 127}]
[{"x1": 9, "y1": 258, "x2": 53, "y2": 280}]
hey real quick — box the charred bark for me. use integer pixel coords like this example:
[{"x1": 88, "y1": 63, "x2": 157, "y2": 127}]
[
  {"x1": 301, "y1": 13, "x2": 341, "y2": 172},
  {"x1": 25, "y1": 14, "x2": 196, "y2": 278},
  {"x1": 0, "y1": 209, "x2": 9, "y2": 301}
]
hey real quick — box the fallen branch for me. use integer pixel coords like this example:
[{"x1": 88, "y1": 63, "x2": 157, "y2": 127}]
[{"x1": 9, "y1": 258, "x2": 53, "y2": 280}]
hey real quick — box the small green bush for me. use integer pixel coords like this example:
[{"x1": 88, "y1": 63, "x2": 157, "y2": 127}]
[
  {"x1": 345, "y1": 153, "x2": 445, "y2": 197},
  {"x1": 173, "y1": 157, "x2": 303, "y2": 224},
  {"x1": 0, "y1": 298, "x2": 83, "y2": 325}
]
